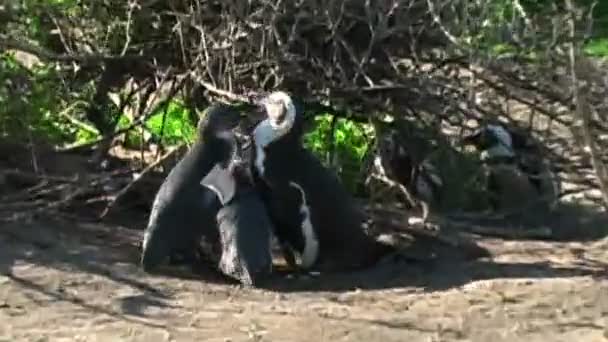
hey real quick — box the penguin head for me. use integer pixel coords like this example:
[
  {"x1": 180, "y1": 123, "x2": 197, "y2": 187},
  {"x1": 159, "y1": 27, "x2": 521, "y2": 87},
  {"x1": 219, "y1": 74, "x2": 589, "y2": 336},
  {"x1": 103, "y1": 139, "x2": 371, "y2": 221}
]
[
  {"x1": 462, "y1": 124, "x2": 512, "y2": 150},
  {"x1": 462, "y1": 123, "x2": 516, "y2": 160},
  {"x1": 251, "y1": 91, "x2": 302, "y2": 147},
  {"x1": 196, "y1": 104, "x2": 242, "y2": 140},
  {"x1": 258, "y1": 91, "x2": 297, "y2": 130}
]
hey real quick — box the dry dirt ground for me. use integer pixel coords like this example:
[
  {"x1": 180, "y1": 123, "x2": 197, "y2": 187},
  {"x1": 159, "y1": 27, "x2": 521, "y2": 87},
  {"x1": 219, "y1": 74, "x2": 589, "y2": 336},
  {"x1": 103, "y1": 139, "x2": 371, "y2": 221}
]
[
  {"x1": 0, "y1": 214, "x2": 607, "y2": 342},
  {"x1": 0, "y1": 141, "x2": 607, "y2": 341}
]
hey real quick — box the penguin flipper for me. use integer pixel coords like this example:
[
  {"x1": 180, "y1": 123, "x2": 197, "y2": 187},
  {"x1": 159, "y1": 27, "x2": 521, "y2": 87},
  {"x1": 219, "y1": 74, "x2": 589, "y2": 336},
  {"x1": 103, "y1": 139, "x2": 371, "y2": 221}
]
[{"x1": 200, "y1": 164, "x2": 237, "y2": 205}]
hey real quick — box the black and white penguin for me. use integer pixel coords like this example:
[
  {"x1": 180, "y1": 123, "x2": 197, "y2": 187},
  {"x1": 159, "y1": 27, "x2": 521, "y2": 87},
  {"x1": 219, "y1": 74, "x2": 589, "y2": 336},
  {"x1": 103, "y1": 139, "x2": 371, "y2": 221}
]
[
  {"x1": 251, "y1": 91, "x2": 393, "y2": 272},
  {"x1": 140, "y1": 104, "x2": 241, "y2": 272},
  {"x1": 462, "y1": 123, "x2": 559, "y2": 211},
  {"x1": 462, "y1": 124, "x2": 518, "y2": 163},
  {"x1": 201, "y1": 140, "x2": 274, "y2": 287}
]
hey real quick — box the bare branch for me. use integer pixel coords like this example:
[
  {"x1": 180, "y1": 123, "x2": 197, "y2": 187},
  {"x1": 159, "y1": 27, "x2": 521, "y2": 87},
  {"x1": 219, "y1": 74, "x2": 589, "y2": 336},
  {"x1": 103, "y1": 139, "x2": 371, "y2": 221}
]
[{"x1": 0, "y1": 36, "x2": 142, "y2": 63}]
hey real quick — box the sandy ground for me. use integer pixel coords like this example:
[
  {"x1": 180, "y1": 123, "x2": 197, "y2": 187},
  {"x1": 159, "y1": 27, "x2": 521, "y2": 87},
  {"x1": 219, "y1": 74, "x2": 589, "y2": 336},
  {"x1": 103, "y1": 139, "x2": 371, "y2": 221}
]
[{"x1": 0, "y1": 216, "x2": 606, "y2": 342}]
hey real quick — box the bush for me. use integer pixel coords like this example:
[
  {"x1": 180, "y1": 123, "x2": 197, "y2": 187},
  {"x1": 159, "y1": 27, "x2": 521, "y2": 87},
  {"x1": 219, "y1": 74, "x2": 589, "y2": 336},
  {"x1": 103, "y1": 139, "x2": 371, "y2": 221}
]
[
  {"x1": 0, "y1": 52, "x2": 74, "y2": 143},
  {"x1": 303, "y1": 114, "x2": 373, "y2": 193}
]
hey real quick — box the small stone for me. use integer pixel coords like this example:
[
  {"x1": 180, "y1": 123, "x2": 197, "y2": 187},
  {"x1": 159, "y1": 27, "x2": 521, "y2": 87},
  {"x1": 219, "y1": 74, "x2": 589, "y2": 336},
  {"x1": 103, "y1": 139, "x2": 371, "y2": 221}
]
[{"x1": 408, "y1": 217, "x2": 425, "y2": 226}]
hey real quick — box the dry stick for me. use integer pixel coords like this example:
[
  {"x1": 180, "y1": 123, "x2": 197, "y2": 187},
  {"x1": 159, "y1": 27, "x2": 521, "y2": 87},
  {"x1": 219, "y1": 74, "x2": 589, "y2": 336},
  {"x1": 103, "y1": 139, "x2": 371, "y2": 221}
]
[
  {"x1": 120, "y1": 0, "x2": 136, "y2": 57},
  {"x1": 26, "y1": 132, "x2": 39, "y2": 174},
  {"x1": 369, "y1": 173, "x2": 418, "y2": 211},
  {"x1": 436, "y1": 217, "x2": 553, "y2": 240},
  {"x1": 0, "y1": 35, "x2": 141, "y2": 63},
  {"x1": 445, "y1": 187, "x2": 583, "y2": 224},
  {"x1": 47, "y1": 12, "x2": 74, "y2": 55},
  {"x1": 58, "y1": 74, "x2": 185, "y2": 153},
  {"x1": 0, "y1": 170, "x2": 80, "y2": 184},
  {"x1": 370, "y1": 204, "x2": 552, "y2": 241},
  {"x1": 56, "y1": 101, "x2": 100, "y2": 136},
  {"x1": 460, "y1": 66, "x2": 608, "y2": 176},
  {"x1": 370, "y1": 205, "x2": 481, "y2": 250},
  {"x1": 0, "y1": 169, "x2": 131, "y2": 208},
  {"x1": 0, "y1": 180, "x2": 50, "y2": 203},
  {"x1": 373, "y1": 216, "x2": 464, "y2": 249},
  {"x1": 0, "y1": 173, "x2": 78, "y2": 203},
  {"x1": 190, "y1": 74, "x2": 253, "y2": 104},
  {"x1": 564, "y1": 0, "x2": 608, "y2": 211},
  {"x1": 371, "y1": 180, "x2": 582, "y2": 239},
  {"x1": 370, "y1": 171, "x2": 433, "y2": 224},
  {"x1": 99, "y1": 146, "x2": 182, "y2": 219},
  {"x1": 0, "y1": 181, "x2": 71, "y2": 206},
  {"x1": 0, "y1": 177, "x2": 103, "y2": 223},
  {"x1": 0, "y1": 198, "x2": 55, "y2": 211}
]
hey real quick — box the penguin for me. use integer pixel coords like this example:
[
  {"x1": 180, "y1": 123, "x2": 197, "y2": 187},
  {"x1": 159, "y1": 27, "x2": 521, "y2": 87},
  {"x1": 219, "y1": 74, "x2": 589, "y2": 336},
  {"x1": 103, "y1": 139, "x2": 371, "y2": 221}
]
[
  {"x1": 251, "y1": 91, "x2": 394, "y2": 273},
  {"x1": 140, "y1": 104, "x2": 242, "y2": 273},
  {"x1": 201, "y1": 138, "x2": 274, "y2": 287},
  {"x1": 462, "y1": 124, "x2": 518, "y2": 163},
  {"x1": 462, "y1": 123, "x2": 559, "y2": 211}
]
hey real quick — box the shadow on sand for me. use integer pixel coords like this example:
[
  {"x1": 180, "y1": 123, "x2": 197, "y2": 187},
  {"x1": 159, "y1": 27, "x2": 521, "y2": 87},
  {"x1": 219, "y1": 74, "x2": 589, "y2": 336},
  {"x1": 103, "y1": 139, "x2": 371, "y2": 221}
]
[
  {"x1": 0, "y1": 219, "x2": 232, "y2": 325},
  {"x1": 0, "y1": 200, "x2": 605, "y2": 305}
]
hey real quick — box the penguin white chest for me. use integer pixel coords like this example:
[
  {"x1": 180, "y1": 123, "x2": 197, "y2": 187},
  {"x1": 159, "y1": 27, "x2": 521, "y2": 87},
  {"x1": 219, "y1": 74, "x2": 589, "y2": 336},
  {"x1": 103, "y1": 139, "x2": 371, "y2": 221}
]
[
  {"x1": 253, "y1": 120, "x2": 276, "y2": 177},
  {"x1": 288, "y1": 181, "x2": 319, "y2": 269}
]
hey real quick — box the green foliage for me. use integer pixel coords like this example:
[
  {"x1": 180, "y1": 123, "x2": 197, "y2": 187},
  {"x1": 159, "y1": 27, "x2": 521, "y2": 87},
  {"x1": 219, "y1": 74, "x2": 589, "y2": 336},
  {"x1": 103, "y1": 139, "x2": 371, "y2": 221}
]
[
  {"x1": 6, "y1": 1, "x2": 82, "y2": 44},
  {"x1": 468, "y1": 0, "x2": 608, "y2": 59},
  {"x1": 490, "y1": 43, "x2": 518, "y2": 56},
  {"x1": 113, "y1": 114, "x2": 142, "y2": 147},
  {"x1": 145, "y1": 100, "x2": 196, "y2": 145},
  {"x1": 584, "y1": 38, "x2": 608, "y2": 57},
  {"x1": 74, "y1": 122, "x2": 99, "y2": 144},
  {"x1": 103, "y1": 100, "x2": 196, "y2": 149},
  {"x1": 0, "y1": 47, "x2": 492, "y2": 208},
  {"x1": 303, "y1": 114, "x2": 373, "y2": 193},
  {"x1": 0, "y1": 52, "x2": 76, "y2": 143},
  {"x1": 299, "y1": 113, "x2": 492, "y2": 209}
]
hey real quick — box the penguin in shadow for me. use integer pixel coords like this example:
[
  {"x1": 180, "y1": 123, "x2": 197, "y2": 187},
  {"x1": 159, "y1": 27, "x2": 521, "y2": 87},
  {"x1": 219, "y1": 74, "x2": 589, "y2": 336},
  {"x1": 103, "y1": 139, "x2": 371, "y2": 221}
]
[
  {"x1": 140, "y1": 104, "x2": 241, "y2": 273},
  {"x1": 250, "y1": 91, "x2": 395, "y2": 273},
  {"x1": 461, "y1": 123, "x2": 559, "y2": 212}
]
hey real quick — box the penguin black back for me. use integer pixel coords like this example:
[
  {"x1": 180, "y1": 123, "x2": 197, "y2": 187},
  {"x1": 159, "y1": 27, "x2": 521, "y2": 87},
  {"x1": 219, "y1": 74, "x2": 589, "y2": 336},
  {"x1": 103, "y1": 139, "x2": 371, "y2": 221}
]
[
  {"x1": 140, "y1": 104, "x2": 242, "y2": 272},
  {"x1": 266, "y1": 140, "x2": 390, "y2": 270}
]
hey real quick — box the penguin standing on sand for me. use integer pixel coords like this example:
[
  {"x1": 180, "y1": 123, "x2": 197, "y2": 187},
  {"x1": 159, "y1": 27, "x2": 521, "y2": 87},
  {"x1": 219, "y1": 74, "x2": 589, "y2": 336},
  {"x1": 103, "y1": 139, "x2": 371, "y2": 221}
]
[
  {"x1": 201, "y1": 139, "x2": 274, "y2": 287},
  {"x1": 251, "y1": 91, "x2": 394, "y2": 273},
  {"x1": 140, "y1": 104, "x2": 241, "y2": 272}
]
